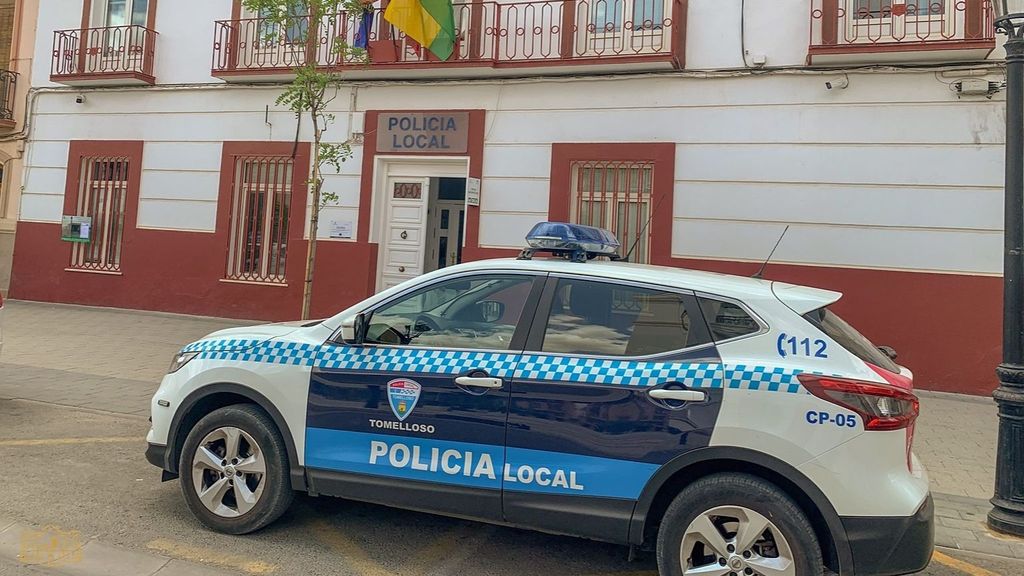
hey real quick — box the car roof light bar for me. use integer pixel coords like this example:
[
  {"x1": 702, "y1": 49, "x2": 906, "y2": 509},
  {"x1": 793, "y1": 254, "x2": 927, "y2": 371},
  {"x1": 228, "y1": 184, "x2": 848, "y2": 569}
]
[{"x1": 518, "y1": 221, "x2": 622, "y2": 263}]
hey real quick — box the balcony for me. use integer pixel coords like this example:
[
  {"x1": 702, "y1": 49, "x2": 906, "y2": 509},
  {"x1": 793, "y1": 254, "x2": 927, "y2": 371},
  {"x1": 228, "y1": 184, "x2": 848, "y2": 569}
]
[
  {"x1": 809, "y1": 0, "x2": 995, "y2": 64},
  {"x1": 212, "y1": 0, "x2": 685, "y2": 81},
  {"x1": 0, "y1": 70, "x2": 16, "y2": 130},
  {"x1": 51, "y1": 25, "x2": 157, "y2": 85}
]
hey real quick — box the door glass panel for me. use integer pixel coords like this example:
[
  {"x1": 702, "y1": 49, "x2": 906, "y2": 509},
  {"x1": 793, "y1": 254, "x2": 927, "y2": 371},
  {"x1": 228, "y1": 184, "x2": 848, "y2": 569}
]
[
  {"x1": 105, "y1": 0, "x2": 127, "y2": 26},
  {"x1": 541, "y1": 278, "x2": 710, "y2": 356},
  {"x1": 130, "y1": 0, "x2": 149, "y2": 25},
  {"x1": 367, "y1": 276, "x2": 534, "y2": 350}
]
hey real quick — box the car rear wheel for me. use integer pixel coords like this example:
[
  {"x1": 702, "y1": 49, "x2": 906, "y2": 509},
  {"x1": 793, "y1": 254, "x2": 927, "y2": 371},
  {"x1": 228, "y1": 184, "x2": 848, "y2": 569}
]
[
  {"x1": 656, "y1": 473, "x2": 823, "y2": 576},
  {"x1": 179, "y1": 404, "x2": 293, "y2": 534}
]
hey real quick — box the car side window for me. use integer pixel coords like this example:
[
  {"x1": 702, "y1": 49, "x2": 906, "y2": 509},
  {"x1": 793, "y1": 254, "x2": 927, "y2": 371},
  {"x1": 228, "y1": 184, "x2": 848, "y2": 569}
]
[
  {"x1": 540, "y1": 278, "x2": 710, "y2": 357},
  {"x1": 366, "y1": 275, "x2": 534, "y2": 351},
  {"x1": 698, "y1": 297, "x2": 762, "y2": 341}
]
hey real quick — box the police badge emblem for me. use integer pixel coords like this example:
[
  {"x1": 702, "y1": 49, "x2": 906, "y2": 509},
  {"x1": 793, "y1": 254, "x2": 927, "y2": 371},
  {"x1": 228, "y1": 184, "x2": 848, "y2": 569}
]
[{"x1": 387, "y1": 378, "x2": 421, "y2": 421}]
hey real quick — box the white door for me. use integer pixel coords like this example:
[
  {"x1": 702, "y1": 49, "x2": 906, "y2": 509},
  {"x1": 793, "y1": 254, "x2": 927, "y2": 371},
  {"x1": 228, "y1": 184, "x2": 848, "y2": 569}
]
[
  {"x1": 379, "y1": 177, "x2": 430, "y2": 291},
  {"x1": 426, "y1": 199, "x2": 465, "y2": 272}
]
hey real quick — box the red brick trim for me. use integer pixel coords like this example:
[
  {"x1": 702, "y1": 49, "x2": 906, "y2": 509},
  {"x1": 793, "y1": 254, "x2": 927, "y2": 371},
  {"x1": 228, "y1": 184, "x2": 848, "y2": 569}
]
[
  {"x1": 549, "y1": 142, "x2": 676, "y2": 263},
  {"x1": 215, "y1": 141, "x2": 312, "y2": 283}
]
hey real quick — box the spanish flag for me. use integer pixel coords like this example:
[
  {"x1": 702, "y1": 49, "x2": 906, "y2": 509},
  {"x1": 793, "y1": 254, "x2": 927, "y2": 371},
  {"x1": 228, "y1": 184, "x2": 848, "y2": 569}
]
[{"x1": 383, "y1": 0, "x2": 456, "y2": 61}]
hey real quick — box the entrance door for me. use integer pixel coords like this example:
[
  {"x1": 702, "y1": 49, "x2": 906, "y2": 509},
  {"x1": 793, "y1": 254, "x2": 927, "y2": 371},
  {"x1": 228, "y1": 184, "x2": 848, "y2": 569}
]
[
  {"x1": 425, "y1": 198, "x2": 466, "y2": 273},
  {"x1": 380, "y1": 177, "x2": 430, "y2": 290}
]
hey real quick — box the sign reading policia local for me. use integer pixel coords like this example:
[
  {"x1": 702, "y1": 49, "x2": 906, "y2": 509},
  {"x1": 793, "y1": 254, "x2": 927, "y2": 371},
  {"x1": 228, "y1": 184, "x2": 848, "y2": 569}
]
[{"x1": 377, "y1": 112, "x2": 469, "y2": 154}]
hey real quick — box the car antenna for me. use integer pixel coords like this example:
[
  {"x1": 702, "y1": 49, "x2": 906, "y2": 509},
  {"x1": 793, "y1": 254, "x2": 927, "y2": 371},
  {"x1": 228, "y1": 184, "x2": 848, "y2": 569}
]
[
  {"x1": 622, "y1": 194, "x2": 667, "y2": 262},
  {"x1": 753, "y1": 225, "x2": 790, "y2": 280}
]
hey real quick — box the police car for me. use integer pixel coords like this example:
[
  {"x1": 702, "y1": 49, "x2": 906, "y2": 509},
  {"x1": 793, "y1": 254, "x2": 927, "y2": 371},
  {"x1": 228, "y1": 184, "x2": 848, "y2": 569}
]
[{"x1": 146, "y1": 222, "x2": 932, "y2": 576}]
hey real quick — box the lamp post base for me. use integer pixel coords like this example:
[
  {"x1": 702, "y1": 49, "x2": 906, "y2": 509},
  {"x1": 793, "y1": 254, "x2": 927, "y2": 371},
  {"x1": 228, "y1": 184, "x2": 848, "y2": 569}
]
[{"x1": 988, "y1": 363, "x2": 1024, "y2": 537}]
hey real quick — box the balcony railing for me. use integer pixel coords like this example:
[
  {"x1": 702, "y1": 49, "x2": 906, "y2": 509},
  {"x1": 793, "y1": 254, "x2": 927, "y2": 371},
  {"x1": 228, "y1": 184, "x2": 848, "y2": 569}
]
[
  {"x1": 51, "y1": 25, "x2": 157, "y2": 85},
  {"x1": 0, "y1": 70, "x2": 17, "y2": 127},
  {"x1": 212, "y1": 0, "x2": 683, "y2": 79},
  {"x1": 809, "y1": 0, "x2": 994, "y2": 62}
]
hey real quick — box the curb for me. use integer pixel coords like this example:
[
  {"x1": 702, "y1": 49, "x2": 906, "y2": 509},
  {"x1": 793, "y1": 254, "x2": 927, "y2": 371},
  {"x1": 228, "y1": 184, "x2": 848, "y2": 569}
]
[
  {"x1": 0, "y1": 517, "x2": 231, "y2": 576},
  {"x1": 934, "y1": 492, "x2": 1024, "y2": 561}
]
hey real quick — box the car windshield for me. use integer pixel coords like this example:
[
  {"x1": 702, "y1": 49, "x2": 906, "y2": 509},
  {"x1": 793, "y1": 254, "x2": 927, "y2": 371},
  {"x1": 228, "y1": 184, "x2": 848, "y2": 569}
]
[{"x1": 804, "y1": 307, "x2": 900, "y2": 373}]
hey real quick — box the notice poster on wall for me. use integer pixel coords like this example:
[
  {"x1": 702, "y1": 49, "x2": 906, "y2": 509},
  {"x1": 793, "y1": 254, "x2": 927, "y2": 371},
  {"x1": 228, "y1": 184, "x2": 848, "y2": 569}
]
[
  {"x1": 329, "y1": 220, "x2": 354, "y2": 239},
  {"x1": 60, "y1": 216, "x2": 92, "y2": 243},
  {"x1": 466, "y1": 177, "x2": 481, "y2": 207}
]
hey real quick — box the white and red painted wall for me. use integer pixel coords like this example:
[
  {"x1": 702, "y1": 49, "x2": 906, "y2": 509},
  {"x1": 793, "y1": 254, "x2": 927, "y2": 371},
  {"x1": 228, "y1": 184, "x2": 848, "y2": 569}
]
[{"x1": 9, "y1": 0, "x2": 1007, "y2": 396}]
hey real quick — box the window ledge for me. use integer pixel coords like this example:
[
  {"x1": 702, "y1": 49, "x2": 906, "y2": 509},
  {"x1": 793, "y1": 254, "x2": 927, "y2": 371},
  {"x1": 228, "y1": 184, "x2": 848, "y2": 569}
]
[
  {"x1": 219, "y1": 278, "x2": 289, "y2": 287},
  {"x1": 64, "y1": 267, "x2": 123, "y2": 276}
]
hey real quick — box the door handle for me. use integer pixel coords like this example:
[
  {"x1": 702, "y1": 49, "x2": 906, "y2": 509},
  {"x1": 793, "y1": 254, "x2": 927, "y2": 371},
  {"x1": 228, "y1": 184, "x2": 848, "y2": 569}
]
[
  {"x1": 649, "y1": 389, "x2": 706, "y2": 402},
  {"x1": 455, "y1": 376, "x2": 503, "y2": 389}
]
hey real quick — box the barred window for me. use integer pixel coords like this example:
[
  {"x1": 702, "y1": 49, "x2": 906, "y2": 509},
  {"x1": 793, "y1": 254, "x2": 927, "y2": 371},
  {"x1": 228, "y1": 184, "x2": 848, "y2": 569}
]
[
  {"x1": 570, "y1": 160, "x2": 653, "y2": 263},
  {"x1": 226, "y1": 155, "x2": 294, "y2": 284},
  {"x1": 70, "y1": 157, "x2": 130, "y2": 272}
]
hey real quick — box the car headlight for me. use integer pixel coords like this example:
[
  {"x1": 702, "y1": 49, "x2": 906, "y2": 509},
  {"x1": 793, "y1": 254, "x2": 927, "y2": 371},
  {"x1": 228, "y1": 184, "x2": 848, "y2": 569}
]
[{"x1": 168, "y1": 351, "x2": 199, "y2": 374}]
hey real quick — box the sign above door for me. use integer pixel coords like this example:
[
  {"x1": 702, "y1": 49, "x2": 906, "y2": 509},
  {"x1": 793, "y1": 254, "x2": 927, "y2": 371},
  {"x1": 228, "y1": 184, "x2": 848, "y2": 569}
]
[{"x1": 376, "y1": 112, "x2": 470, "y2": 154}]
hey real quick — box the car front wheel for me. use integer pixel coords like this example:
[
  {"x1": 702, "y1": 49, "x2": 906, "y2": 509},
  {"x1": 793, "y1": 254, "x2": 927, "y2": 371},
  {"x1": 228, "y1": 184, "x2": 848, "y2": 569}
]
[
  {"x1": 179, "y1": 404, "x2": 293, "y2": 534},
  {"x1": 656, "y1": 473, "x2": 823, "y2": 576}
]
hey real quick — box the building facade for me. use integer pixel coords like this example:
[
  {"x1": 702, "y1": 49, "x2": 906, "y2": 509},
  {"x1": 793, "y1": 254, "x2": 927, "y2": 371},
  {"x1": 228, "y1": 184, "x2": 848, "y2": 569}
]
[
  {"x1": 0, "y1": 0, "x2": 37, "y2": 293},
  {"x1": 9, "y1": 0, "x2": 1006, "y2": 395}
]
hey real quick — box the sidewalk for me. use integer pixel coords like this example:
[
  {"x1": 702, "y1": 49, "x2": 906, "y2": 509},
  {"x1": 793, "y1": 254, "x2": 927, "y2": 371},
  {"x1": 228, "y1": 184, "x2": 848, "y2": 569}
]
[{"x1": 0, "y1": 299, "x2": 1019, "y2": 560}]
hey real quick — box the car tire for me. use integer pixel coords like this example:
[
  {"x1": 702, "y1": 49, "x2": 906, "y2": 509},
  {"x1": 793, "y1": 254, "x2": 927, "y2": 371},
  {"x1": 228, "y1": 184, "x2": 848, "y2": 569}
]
[
  {"x1": 179, "y1": 404, "x2": 294, "y2": 534},
  {"x1": 656, "y1": 473, "x2": 823, "y2": 576}
]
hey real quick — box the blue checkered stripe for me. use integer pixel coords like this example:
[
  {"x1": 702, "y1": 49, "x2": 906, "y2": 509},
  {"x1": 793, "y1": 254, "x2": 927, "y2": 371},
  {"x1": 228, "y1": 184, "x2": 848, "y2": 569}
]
[
  {"x1": 723, "y1": 364, "x2": 804, "y2": 394},
  {"x1": 516, "y1": 356, "x2": 723, "y2": 388},
  {"x1": 199, "y1": 340, "x2": 320, "y2": 366},
  {"x1": 182, "y1": 337, "x2": 805, "y2": 394},
  {"x1": 317, "y1": 347, "x2": 521, "y2": 378},
  {"x1": 182, "y1": 338, "x2": 265, "y2": 353}
]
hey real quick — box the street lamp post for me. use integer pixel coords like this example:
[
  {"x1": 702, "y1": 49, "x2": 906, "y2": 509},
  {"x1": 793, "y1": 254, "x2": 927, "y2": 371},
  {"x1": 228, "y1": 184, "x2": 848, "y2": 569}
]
[{"x1": 989, "y1": 0, "x2": 1024, "y2": 537}]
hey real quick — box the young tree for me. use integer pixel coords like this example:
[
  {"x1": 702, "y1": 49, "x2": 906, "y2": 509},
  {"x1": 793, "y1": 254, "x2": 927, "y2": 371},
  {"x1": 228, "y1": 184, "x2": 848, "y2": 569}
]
[{"x1": 242, "y1": 0, "x2": 369, "y2": 319}]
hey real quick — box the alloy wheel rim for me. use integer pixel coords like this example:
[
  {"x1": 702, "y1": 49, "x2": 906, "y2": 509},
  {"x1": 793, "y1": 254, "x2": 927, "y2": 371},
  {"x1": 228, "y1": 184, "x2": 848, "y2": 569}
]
[
  {"x1": 191, "y1": 426, "x2": 266, "y2": 518},
  {"x1": 680, "y1": 505, "x2": 796, "y2": 576}
]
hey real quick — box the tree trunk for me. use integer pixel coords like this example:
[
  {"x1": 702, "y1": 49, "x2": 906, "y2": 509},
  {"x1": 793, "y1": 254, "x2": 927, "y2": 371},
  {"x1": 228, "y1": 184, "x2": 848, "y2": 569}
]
[{"x1": 301, "y1": 113, "x2": 323, "y2": 320}]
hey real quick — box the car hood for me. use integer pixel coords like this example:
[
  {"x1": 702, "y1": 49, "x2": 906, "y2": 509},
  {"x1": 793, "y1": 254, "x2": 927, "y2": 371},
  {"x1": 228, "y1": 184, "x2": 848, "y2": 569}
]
[{"x1": 182, "y1": 322, "x2": 306, "y2": 352}]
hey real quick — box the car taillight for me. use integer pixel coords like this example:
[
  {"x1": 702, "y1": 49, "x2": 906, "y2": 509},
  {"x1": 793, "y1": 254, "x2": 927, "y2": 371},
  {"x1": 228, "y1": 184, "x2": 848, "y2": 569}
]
[{"x1": 797, "y1": 374, "x2": 919, "y2": 431}]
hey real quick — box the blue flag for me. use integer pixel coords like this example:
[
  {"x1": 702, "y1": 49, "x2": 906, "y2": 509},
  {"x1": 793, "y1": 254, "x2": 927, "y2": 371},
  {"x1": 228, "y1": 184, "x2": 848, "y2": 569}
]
[{"x1": 355, "y1": 9, "x2": 374, "y2": 49}]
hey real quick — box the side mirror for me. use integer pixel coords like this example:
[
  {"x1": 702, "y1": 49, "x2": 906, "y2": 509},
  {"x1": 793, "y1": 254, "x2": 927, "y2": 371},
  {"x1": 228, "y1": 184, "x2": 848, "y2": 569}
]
[
  {"x1": 878, "y1": 345, "x2": 898, "y2": 361},
  {"x1": 478, "y1": 300, "x2": 505, "y2": 323},
  {"x1": 340, "y1": 312, "x2": 368, "y2": 345}
]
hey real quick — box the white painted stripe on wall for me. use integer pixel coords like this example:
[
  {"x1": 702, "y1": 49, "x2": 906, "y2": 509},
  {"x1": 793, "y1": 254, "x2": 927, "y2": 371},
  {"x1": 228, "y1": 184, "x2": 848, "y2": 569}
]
[
  {"x1": 137, "y1": 199, "x2": 218, "y2": 232},
  {"x1": 671, "y1": 219, "x2": 1002, "y2": 275},
  {"x1": 23, "y1": 167, "x2": 68, "y2": 195},
  {"x1": 482, "y1": 146, "x2": 551, "y2": 179},
  {"x1": 19, "y1": 194, "x2": 64, "y2": 223},
  {"x1": 25, "y1": 141, "x2": 70, "y2": 169},
  {"x1": 483, "y1": 103, "x2": 1006, "y2": 146},
  {"x1": 674, "y1": 181, "x2": 1002, "y2": 231},
  {"x1": 675, "y1": 144, "x2": 1003, "y2": 188},
  {"x1": 140, "y1": 170, "x2": 220, "y2": 202},
  {"x1": 480, "y1": 177, "x2": 549, "y2": 213},
  {"x1": 478, "y1": 211, "x2": 547, "y2": 248},
  {"x1": 321, "y1": 173, "x2": 362, "y2": 208},
  {"x1": 142, "y1": 142, "x2": 224, "y2": 172}
]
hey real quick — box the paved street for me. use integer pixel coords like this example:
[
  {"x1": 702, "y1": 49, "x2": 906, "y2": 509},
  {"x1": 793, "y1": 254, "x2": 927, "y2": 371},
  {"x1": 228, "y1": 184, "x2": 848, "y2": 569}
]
[{"x1": 0, "y1": 299, "x2": 1021, "y2": 575}]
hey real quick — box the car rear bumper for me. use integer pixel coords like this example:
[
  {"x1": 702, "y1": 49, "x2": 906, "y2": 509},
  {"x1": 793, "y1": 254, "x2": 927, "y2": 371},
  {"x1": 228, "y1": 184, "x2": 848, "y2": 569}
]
[{"x1": 840, "y1": 493, "x2": 934, "y2": 576}]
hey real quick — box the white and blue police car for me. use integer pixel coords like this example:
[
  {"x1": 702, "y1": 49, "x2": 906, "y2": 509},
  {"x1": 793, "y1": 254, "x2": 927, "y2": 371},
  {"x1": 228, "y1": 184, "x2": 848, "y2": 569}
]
[{"x1": 146, "y1": 222, "x2": 932, "y2": 576}]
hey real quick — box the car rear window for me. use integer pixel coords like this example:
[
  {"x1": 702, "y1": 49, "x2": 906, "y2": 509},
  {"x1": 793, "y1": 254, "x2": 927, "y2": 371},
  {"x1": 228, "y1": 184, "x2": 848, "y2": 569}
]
[
  {"x1": 804, "y1": 308, "x2": 899, "y2": 373},
  {"x1": 698, "y1": 298, "x2": 762, "y2": 342}
]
